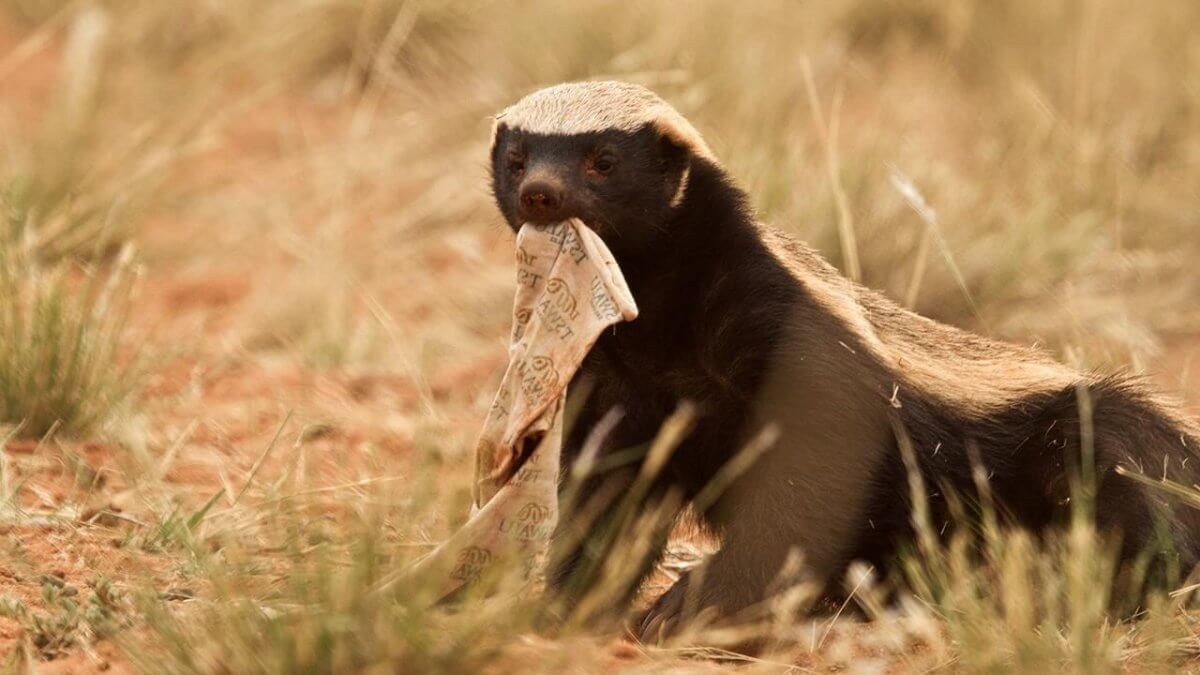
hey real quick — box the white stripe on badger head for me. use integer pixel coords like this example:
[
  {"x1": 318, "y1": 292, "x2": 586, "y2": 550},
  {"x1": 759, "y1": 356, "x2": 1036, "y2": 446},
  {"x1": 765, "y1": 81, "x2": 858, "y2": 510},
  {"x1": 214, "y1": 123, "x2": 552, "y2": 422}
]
[{"x1": 493, "y1": 80, "x2": 716, "y2": 162}]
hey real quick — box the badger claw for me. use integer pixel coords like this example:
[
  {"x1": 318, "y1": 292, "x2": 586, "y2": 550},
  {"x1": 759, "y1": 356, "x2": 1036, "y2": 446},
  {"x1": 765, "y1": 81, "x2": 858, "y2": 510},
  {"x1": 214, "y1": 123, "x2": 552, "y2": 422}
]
[{"x1": 637, "y1": 575, "x2": 690, "y2": 644}]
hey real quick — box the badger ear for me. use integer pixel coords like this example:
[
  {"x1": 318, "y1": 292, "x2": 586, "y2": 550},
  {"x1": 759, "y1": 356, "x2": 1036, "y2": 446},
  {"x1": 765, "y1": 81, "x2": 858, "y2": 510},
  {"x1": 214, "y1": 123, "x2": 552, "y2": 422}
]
[
  {"x1": 489, "y1": 119, "x2": 506, "y2": 163},
  {"x1": 648, "y1": 110, "x2": 713, "y2": 207},
  {"x1": 658, "y1": 132, "x2": 690, "y2": 207},
  {"x1": 650, "y1": 112, "x2": 714, "y2": 163}
]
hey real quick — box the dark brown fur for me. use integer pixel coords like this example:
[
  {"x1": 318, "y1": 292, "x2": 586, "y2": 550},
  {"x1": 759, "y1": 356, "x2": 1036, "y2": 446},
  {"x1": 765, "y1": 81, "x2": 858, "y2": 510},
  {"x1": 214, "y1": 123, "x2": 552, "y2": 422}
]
[{"x1": 489, "y1": 88, "x2": 1200, "y2": 643}]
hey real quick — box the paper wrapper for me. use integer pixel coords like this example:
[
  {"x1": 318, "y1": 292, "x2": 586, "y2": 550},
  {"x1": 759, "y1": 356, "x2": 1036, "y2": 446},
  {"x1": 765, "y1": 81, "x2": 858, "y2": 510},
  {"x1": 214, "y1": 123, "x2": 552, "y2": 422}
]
[{"x1": 411, "y1": 219, "x2": 637, "y2": 598}]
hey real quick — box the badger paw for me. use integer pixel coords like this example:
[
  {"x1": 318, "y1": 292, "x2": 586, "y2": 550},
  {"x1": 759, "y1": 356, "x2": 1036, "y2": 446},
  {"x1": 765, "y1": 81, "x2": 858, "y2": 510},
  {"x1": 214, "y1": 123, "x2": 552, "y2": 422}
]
[{"x1": 636, "y1": 575, "x2": 690, "y2": 644}]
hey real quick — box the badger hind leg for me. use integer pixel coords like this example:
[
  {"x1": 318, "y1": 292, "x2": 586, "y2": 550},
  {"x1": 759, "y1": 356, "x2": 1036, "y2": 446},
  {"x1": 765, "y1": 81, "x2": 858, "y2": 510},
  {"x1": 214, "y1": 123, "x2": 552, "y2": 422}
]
[{"x1": 1025, "y1": 376, "x2": 1200, "y2": 598}]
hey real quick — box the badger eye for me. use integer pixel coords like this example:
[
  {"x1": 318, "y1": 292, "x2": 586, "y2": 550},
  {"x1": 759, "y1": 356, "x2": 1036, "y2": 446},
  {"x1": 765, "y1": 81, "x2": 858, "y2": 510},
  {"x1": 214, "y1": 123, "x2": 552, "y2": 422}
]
[
  {"x1": 588, "y1": 154, "x2": 617, "y2": 177},
  {"x1": 506, "y1": 151, "x2": 526, "y2": 176}
]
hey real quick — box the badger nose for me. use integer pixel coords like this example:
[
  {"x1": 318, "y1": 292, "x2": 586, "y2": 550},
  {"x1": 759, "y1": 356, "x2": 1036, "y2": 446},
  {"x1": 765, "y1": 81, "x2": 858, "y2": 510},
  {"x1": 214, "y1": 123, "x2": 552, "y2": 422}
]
[{"x1": 518, "y1": 179, "x2": 565, "y2": 224}]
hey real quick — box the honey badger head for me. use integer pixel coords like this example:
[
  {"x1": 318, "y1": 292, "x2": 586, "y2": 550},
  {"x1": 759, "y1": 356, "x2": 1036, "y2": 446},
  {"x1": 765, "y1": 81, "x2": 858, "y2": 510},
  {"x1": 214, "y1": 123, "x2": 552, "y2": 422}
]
[{"x1": 490, "y1": 81, "x2": 716, "y2": 253}]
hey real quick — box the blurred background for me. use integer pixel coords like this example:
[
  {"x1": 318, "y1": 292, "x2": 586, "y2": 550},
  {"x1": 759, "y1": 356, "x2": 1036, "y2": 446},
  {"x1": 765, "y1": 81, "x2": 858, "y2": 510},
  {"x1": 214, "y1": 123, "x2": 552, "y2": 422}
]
[
  {"x1": 4, "y1": 1, "x2": 1199, "y2": 360},
  {"x1": 1, "y1": 1, "x2": 1198, "y2": 671}
]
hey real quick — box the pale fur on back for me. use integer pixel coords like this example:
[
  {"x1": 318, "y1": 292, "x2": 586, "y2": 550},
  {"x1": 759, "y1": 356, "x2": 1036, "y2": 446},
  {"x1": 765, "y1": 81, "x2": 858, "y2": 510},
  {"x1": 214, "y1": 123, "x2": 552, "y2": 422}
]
[{"x1": 755, "y1": 225, "x2": 1079, "y2": 416}]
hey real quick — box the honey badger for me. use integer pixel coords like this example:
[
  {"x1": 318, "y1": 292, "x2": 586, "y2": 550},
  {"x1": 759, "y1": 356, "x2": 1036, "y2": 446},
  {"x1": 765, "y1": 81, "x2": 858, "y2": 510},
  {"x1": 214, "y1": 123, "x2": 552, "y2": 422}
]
[{"x1": 488, "y1": 81, "x2": 1200, "y2": 640}]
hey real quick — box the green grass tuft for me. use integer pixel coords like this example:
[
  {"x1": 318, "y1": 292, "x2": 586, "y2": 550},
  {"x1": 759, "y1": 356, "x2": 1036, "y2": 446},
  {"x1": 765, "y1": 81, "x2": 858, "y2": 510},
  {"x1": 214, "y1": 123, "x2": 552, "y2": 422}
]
[{"x1": 0, "y1": 245, "x2": 142, "y2": 439}]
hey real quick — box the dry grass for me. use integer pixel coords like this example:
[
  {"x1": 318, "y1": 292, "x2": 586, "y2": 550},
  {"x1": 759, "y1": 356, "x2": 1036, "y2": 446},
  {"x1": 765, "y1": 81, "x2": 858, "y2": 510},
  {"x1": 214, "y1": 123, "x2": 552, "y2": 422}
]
[{"x1": 0, "y1": 0, "x2": 1198, "y2": 672}]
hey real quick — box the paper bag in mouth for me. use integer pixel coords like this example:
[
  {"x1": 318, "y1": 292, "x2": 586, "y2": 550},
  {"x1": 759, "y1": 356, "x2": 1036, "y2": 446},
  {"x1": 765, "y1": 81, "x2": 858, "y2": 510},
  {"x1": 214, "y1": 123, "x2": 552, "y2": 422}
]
[{"x1": 415, "y1": 218, "x2": 637, "y2": 597}]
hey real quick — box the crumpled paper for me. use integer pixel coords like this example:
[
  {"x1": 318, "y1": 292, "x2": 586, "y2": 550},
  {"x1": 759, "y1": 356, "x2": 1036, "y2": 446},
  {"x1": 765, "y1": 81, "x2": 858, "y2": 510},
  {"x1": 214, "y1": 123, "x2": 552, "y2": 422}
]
[{"x1": 414, "y1": 218, "x2": 638, "y2": 599}]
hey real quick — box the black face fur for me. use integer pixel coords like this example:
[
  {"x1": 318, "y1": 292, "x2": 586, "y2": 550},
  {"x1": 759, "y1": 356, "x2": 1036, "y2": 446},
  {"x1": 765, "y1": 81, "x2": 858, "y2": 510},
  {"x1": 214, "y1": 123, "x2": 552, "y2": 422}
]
[{"x1": 490, "y1": 123, "x2": 689, "y2": 256}]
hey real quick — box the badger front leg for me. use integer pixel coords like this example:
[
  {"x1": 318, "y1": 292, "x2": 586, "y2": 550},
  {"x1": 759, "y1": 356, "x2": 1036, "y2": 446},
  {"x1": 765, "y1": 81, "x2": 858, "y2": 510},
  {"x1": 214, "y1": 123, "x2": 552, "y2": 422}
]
[
  {"x1": 636, "y1": 499, "x2": 809, "y2": 643},
  {"x1": 545, "y1": 391, "x2": 682, "y2": 622},
  {"x1": 547, "y1": 463, "x2": 683, "y2": 625},
  {"x1": 636, "y1": 451, "x2": 874, "y2": 644},
  {"x1": 547, "y1": 465, "x2": 641, "y2": 602}
]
